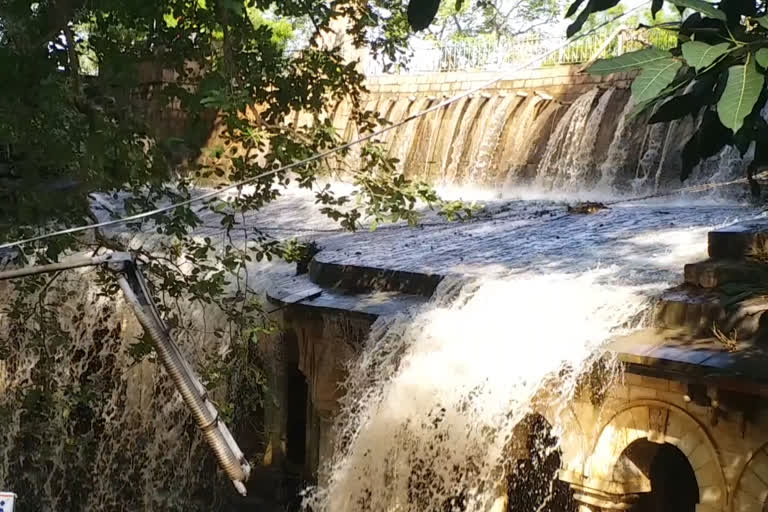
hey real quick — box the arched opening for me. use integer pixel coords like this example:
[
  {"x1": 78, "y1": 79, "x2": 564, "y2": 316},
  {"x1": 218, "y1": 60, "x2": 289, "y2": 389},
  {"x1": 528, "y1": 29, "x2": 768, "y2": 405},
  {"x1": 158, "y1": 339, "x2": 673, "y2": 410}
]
[
  {"x1": 506, "y1": 414, "x2": 576, "y2": 512},
  {"x1": 284, "y1": 330, "x2": 308, "y2": 468},
  {"x1": 624, "y1": 439, "x2": 699, "y2": 512}
]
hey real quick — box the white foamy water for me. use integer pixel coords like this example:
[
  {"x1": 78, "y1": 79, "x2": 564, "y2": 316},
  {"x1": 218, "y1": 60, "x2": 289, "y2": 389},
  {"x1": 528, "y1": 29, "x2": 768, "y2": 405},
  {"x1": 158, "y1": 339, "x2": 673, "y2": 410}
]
[{"x1": 305, "y1": 270, "x2": 648, "y2": 512}]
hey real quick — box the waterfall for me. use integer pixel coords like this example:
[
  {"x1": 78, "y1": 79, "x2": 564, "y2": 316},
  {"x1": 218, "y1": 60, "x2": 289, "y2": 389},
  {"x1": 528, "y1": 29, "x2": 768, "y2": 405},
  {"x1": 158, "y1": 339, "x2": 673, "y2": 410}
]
[
  {"x1": 597, "y1": 95, "x2": 642, "y2": 190},
  {"x1": 0, "y1": 270, "x2": 233, "y2": 510},
  {"x1": 533, "y1": 88, "x2": 620, "y2": 191},
  {"x1": 394, "y1": 98, "x2": 431, "y2": 173},
  {"x1": 633, "y1": 123, "x2": 669, "y2": 192},
  {"x1": 429, "y1": 98, "x2": 471, "y2": 182},
  {"x1": 303, "y1": 271, "x2": 651, "y2": 512},
  {"x1": 468, "y1": 95, "x2": 518, "y2": 184},
  {"x1": 329, "y1": 81, "x2": 764, "y2": 196},
  {"x1": 444, "y1": 96, "x2": 488, "y2": 184},
  {"x1": 495, "y1": 96, "x2": 543, "y2": 183},
  {"x1": 533, "y1": 89, "x2": 600, "y2": 190}
]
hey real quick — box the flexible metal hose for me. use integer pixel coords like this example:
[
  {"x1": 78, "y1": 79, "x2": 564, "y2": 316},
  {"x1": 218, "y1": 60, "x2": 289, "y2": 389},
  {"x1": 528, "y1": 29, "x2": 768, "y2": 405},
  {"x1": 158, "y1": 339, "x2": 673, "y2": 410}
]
[{"x1": 117, "y1": 271, "x2": 250, "y2": 494}]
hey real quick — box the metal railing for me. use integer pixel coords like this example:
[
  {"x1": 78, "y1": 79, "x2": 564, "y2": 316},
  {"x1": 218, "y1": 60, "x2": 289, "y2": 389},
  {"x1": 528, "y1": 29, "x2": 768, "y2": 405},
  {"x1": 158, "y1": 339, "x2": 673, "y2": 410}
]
[{"x1": 367, "y1": 27, "x2": 676, "y2": 75}]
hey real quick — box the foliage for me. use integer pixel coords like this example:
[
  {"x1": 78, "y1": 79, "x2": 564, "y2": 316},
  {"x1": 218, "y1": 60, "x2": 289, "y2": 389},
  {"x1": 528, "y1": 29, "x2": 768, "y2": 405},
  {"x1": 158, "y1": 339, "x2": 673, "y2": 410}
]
[
  {"x1": 579, "y1": 0, "x2": 768, "y2": 193},
  {"x1": 0, "y1": 0, "x2": 477, "y2": 507}
]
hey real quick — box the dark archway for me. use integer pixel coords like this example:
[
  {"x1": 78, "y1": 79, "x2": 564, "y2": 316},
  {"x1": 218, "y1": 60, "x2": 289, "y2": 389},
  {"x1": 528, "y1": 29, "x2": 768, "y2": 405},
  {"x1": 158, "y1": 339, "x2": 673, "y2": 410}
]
[
  {"x1": 506, "y1": 414, "x2": 576, "y2": 512},
  {"x1": 284, "y1": 330, "x2": 308, "y2": 468},
  {"x1": 626, "y1": 440, "x2": 699, "y2": 512}
]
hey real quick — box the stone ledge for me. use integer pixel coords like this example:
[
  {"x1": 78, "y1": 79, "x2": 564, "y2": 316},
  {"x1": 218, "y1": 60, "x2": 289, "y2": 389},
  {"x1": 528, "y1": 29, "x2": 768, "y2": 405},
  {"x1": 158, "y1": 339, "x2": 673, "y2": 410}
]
[
  {"x1": 708, "y1": 221, "x2": 768, "y2": 259},
  {"x1": 266, "y1": 273, "x2": 428, "y2": 319},
  {"x1": 684, "y1": 259, "x2": 768, "y2": 289},
  {"x1": 607, "y1": 328, "x2": 768, "y2": 396},
  {"x1": 308, "y1": 258, "x2": 443, "y2": 297}
]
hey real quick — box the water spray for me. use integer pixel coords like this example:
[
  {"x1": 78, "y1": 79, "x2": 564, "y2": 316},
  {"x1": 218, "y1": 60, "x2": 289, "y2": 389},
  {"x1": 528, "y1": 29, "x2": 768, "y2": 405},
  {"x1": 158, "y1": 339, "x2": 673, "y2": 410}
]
[{"x1": 0, "y1": 252, "x2": 252, "y2": 496}]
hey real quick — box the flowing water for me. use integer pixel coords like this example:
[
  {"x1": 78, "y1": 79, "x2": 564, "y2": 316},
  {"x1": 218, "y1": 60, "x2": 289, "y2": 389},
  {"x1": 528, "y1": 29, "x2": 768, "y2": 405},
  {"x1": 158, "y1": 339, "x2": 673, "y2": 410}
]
[
  {"x1": 304, "y1": 200, "x2": 758, "y2": 512},
  {"x1": 1, "y1": 82, "x2": 765, "y2": 511}
]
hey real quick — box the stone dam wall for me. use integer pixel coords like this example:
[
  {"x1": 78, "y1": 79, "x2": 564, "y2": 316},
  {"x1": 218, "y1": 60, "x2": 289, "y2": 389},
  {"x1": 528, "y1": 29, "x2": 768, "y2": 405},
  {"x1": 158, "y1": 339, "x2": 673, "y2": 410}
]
[{"x1": 364, "y1": 65, "x2": 634, "y2": 102}]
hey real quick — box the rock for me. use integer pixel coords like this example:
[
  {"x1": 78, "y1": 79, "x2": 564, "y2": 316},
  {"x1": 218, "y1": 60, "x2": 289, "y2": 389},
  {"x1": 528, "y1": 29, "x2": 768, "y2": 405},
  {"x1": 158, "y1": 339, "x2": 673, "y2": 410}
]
[
  {"x1": 708, "y1": 221, "x2": 768, "y2": 260},
  {"x1": 684, "y1": 259, "x2": 768, "y2": 289},
  {"x1": 567, "y1": 202, "x2": 608, "y2": 214}
]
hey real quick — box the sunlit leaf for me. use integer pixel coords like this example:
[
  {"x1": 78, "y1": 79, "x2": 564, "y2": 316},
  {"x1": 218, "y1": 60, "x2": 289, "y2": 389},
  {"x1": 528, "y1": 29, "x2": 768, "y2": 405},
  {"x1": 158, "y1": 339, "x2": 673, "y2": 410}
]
[
  {"x1": 755, "y1": 15, "x2": 768, "y2": 29},
  {"x1": 756, "y1": 48, "x2": 768, "y2": 68},
  {"x1": 163, "y1": 11, "x2": 178, "y2": 28},
  {"x1": 631, "y1": 58, "x2": 683, "y2": 103},
  {"x1": 681, "y1": 41, "x2": 730, "y2": 71},
  {"x1": 588, "y1": 48, "x2": 673, "y2": 75},
  {"x1": 717, "y1": 54, "x2": 765, "y2": 132},
  {"x1": 668, "y1": 0, "x2": 726, "y2": 21}
]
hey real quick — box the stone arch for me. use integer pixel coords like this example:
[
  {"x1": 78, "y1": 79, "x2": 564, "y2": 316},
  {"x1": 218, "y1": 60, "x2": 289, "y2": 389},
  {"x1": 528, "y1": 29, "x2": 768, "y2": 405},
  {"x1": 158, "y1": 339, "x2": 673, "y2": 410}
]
[
  {"x1": 537, "y1": 402, "x2": 589, "y2": 476},
  {"x1": 585, "y1": 400, "x2": 728, "y2": 511},
  {"x1": 732, "y1": 442, "x2": 768, "y2": 512}
]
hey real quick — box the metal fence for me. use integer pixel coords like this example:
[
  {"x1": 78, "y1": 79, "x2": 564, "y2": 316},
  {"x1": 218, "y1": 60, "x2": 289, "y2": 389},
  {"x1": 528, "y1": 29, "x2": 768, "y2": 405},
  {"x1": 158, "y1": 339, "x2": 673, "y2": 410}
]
[{"x1": 367, "y1": 27, "x2": 676, "y2": 75}]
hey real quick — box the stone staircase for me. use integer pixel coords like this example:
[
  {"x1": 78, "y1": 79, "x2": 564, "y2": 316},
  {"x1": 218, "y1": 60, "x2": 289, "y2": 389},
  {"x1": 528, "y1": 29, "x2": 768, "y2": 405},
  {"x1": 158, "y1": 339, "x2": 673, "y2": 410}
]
[
  {"x1": 607, "y1": 220, "x2": 768, "y2": 390},
  {"x1": 654, "y1": 221, "x2": 768, "y2": 344}
]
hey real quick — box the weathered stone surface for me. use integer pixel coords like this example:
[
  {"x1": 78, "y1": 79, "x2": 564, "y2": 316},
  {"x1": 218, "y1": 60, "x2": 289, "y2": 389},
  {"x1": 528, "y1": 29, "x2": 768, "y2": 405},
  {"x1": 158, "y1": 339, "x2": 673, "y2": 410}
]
[
  {"x1": 684, "y1": 259, "x2": 768, "y2": 289},
  {"x1": 607, "y1": 327, "x2": 768, "y2": 393},
  {"x1": 267, "y1": 273, "x2": 427, "y2": 318},
  {"x1": 653, "y1": 284, "x2": 768, "y2": 342},
  {"x1": 708, "y1": 221, "x2": 768, "y2": 259},
  {"x1": 308, "y1": 259, "x2": 442, "y2": 297},
  {"x1": 654, "y1": 286, "x2": 725, "y2": 334}
]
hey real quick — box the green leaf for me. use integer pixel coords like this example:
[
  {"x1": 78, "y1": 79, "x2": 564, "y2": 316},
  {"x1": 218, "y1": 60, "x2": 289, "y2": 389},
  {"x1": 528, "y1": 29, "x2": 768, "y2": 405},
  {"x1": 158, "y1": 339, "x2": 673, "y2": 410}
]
[
  {"x1": 681, "y1": 41, "x2": 731, "y2": 71},
  {"x1": 631, "y1": 58, "x2": 683, "y2": 104},
  {"x1": 588, "y1": 48, "x2": 673, "y2": 75},
  {"x1": 163, "y1": 11, "x2": 178, "y2": 28},
  {"x1": 668, "y1": 0, "x2": 726, "y2": 20},
  {"x1": 717, "y1": 55, "x2": 765, "y2": 133},
  {"x1": 754, "y1": 15, "x2": 768, "y2": 29},
  {"x1": 756, "y1": 48, "x2": 768, "y2": 68}
]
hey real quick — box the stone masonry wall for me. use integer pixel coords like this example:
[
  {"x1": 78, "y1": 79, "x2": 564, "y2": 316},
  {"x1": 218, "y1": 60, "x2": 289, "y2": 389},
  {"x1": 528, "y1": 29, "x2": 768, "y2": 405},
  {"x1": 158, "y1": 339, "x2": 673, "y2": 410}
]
[
  {"x1": 554, "y1": 372, "x2": 768, "y2": 512},
  {"x1": 365, "y1": 65, "x2": 635, "y2": 102}
]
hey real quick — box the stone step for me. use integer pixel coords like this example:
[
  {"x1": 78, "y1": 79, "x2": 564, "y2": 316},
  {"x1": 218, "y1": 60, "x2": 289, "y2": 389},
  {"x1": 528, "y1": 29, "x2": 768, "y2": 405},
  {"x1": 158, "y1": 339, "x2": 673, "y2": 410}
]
[
  {"x1": 654, "y1": 285, "x2": 768, "y2": 341},
  {"x1": 708, "y1": 221, "x2": 768, "y2": 260},
  {"x1": 683, "y1": 259, "x2": 768, "y2": 289}
]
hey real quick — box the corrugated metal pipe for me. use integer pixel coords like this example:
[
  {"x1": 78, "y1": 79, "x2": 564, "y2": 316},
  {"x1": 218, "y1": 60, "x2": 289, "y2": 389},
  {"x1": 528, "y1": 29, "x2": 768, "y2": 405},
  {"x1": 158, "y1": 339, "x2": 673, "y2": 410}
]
[{"x1": 115, "y1": 263, "x2": 251, "y2": 495}]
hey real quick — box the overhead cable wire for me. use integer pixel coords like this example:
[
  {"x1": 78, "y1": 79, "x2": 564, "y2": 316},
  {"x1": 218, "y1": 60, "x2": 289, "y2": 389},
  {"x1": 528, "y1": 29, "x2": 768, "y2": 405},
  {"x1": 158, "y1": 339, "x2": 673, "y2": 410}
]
[{"x1": 0, "y1": 3, "x2": 649, "y2": 251}]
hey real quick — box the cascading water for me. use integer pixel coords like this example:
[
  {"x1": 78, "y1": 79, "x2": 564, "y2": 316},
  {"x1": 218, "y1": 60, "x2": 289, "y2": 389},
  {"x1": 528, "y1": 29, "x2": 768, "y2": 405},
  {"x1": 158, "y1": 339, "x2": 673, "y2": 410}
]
[
  {"x1": 468, "y1": 95, "x2": 518, "y2": 184},
  {"x1": 495, "y1": 96, "x2": 543, "y2": 183},
  {"x1": 0, "y1": 270, "x2": 232, "y2": 510},
  {"x1": 597, "y1": 96, "x2": 643, "y2": 190},
  {"x1": 303, "y1": 200, "x2": 759, "y2": 512},
  {"x1": 533, "y1": 89, "x2": 600, "y2": 190},
  {"x1": 444, "y1": 96, "x2": 489, "y2": 184},
  {"x1": 304, "y1": 273, "x2": 644, "y2": 512}
]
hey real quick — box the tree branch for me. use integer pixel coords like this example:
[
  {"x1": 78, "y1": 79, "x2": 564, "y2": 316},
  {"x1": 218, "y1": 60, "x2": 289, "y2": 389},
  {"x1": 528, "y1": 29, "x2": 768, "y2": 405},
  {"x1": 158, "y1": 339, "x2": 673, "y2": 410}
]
[{"x1": 62, "y1": 23, "x2": 81, "y2": 96}]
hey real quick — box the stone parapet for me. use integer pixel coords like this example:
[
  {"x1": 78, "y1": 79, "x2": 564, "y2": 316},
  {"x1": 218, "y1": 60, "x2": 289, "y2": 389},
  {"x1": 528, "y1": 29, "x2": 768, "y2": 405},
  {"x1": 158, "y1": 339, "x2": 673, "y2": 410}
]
[{"x1": 364, "y1": 65, "x2": 634, "y2": 102}]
